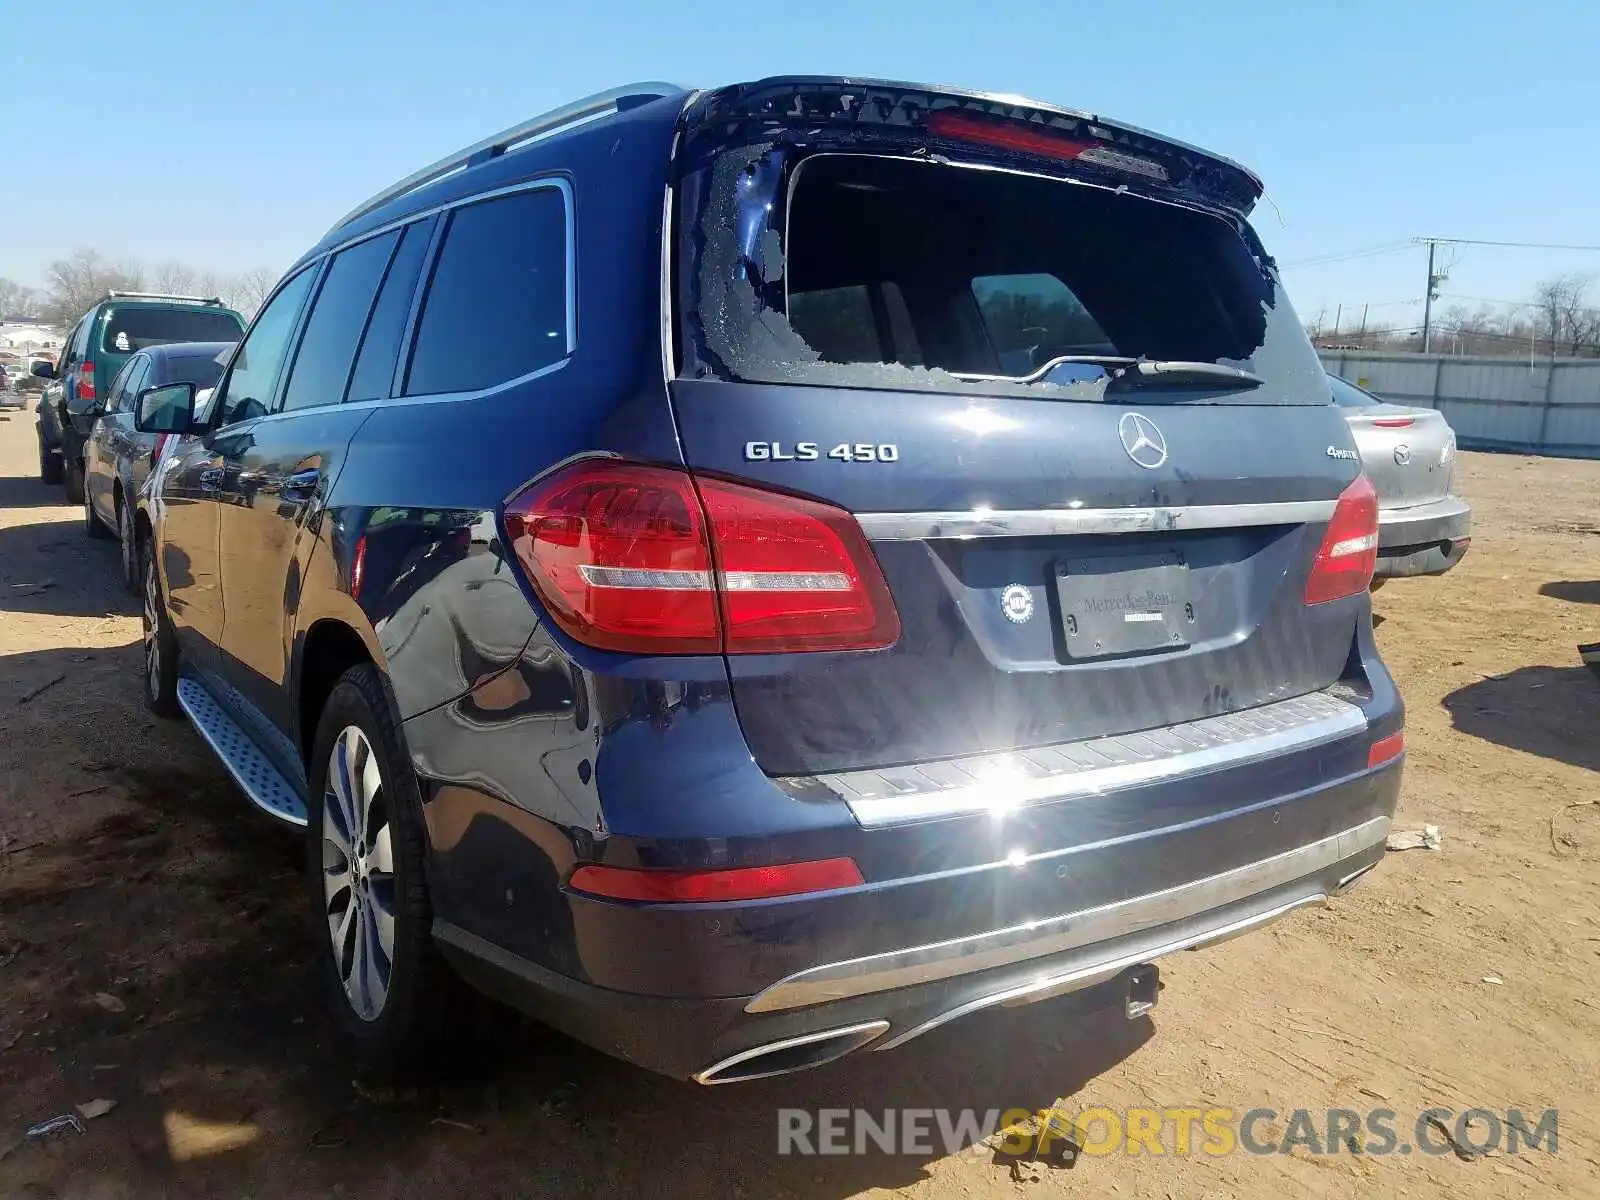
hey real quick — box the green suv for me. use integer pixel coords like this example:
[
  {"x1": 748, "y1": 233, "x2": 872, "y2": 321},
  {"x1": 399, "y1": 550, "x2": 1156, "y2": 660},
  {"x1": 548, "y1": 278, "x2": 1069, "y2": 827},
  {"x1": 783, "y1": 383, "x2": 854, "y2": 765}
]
[{"x1": 34, "y1": 292, "x2": 245, "y2": 501}]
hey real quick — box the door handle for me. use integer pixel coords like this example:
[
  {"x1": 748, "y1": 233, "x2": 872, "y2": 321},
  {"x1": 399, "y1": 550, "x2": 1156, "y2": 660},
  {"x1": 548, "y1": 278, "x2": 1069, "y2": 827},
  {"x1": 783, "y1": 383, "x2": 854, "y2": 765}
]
[{"x1": 281, "y1": 467, "x2": 322, "y2": 500}]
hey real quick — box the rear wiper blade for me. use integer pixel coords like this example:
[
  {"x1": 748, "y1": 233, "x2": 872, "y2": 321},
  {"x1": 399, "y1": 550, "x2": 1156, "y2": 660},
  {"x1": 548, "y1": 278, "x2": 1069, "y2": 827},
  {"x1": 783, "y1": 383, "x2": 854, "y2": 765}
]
[
  {"x1": 951, "y1": 356, "x2": 1263, "y2": 390},
  {"x1": 950, "y1": 355, "x2": 1140, "y2": 385},
  {"x1": 1114, "y1": 360, "x2": 1264, "y2": 388}
]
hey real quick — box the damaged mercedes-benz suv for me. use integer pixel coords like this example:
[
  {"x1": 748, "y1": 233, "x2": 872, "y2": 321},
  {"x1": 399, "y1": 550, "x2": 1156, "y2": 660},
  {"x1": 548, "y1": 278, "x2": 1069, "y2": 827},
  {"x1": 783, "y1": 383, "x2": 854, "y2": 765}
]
[{"x1": 134, "y1": 77, "x2": 1401, "y2": 1083}]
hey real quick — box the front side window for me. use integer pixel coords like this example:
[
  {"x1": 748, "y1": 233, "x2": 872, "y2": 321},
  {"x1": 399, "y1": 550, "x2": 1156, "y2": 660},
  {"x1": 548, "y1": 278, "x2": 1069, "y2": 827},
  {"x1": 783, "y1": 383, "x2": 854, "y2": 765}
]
[
  {"x1": 404, "y1": 186, "x2": 570, "y2": 397},
  {"x1": 106, "y1": 356, "x2": 145, "y2": 413},
  {"x1": 280, "y1": 231, "x2": 399, "y2": 412},
  {"x1": 212, "y1": 269, "x2": 316, "y2": 427}
]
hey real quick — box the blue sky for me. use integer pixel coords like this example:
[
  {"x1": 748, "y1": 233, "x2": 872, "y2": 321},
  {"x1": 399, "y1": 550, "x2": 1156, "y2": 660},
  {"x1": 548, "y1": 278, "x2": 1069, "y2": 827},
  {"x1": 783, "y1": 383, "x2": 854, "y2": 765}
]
[{"x1": 7, "y1": 0, "x2": 1600, "y2": 330}]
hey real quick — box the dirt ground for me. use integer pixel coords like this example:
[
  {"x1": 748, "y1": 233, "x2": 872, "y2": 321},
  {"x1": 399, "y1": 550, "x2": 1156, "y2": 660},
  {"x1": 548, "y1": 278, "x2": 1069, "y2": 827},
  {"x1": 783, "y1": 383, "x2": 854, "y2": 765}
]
[{"x1": 1, "y1": 408, "x2": 1597, "y2": 1200}]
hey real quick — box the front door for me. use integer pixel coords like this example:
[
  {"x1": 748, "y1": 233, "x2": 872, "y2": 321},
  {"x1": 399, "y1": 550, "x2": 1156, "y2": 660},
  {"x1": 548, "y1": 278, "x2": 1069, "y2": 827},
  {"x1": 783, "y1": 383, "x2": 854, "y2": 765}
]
[{"x1": 212, "y1": 230, "x2": 402, "y2": 746}]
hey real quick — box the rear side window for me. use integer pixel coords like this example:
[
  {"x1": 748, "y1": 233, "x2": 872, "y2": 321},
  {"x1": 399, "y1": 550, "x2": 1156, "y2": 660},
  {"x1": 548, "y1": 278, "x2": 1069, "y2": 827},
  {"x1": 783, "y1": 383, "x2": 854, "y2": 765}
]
[
  {"x1": 280, "y1": 230, "x2": 399, "y2": 412},
  {"x1": 101, "y1": 307, "x2": 243, "y2": 353},
  {"x1": 1327, "y1": 375, "x2": 1375, "y2": 408},
  {"x1": 346, "y1": 220, "x2": 432, "y2": 404},
  {"x1": 163, "y1": 353, "x2": 228, "y2": 393},
  {"x1": 679, "y1": 148, "x2": 1324, "y2": 403},
  {"x1": 404, "y1": 185, "x2": 570, "y2": 397}
]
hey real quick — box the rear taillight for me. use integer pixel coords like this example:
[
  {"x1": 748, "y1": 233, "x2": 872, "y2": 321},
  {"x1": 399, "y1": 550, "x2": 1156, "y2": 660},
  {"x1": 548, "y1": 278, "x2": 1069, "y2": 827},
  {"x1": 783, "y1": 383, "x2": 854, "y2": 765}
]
[
  {"x1": 502, "y1": 461, "x2": 901, "y2": 655},
  {"x1": 1304, "y1": 475, "x2": 1379, "y2": 604},
  {"x1": 568, "y1": 857, "x2": 864, "y2": 903},
  {"x1": 75, "y1": 363, "x2": 95, "y2": 402},
  {"x1": 1370, "y1": 417, "x2": 1414, "y2": 429},
  {"x1": 1368, "y1": 730, "x2": 1404, "y2": 769}
]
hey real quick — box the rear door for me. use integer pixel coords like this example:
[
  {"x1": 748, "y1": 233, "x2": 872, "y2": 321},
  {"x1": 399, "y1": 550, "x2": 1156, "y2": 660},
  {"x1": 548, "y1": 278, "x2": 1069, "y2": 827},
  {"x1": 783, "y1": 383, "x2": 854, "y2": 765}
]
[{"x1": 668, "y1": 99, "x2": 1369, "y2": 778}]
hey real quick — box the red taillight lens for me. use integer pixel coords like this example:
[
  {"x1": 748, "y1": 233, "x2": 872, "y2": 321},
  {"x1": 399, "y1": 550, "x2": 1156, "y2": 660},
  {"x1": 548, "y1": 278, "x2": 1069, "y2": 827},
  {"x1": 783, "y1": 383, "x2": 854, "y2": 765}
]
[
  {"x1": 568, "y1": 857, "x2": 864, "y2": 903},
  {"x1": 502, "y1": 461, "x2": 900, "y2": 655},
  {"x1": 1370, "y1": 417, "x2": 1414, "y2": 429},
  {"x1": 1368, "y1": 730, "x2": 1404, "y2": 768},
  {"x1": 1304, "y1": 475, "x2": 1379, "y2": 604},
  {"x1": 504, "y1": 462, "x2": 719, "y2": 654},
  {"x1": 76, "y1": 363, "x2": 95, "y2": 402},
  {"x1": 698, "y1": 476, "x2": 901, "y2": 653}
]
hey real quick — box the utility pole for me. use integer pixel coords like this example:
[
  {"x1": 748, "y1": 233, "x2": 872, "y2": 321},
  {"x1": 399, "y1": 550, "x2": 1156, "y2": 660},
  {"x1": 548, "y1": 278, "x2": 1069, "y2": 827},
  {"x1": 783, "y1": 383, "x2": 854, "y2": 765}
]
[{"x1": 1419, "y1": 239, "x2": 1447, "y2": 353}]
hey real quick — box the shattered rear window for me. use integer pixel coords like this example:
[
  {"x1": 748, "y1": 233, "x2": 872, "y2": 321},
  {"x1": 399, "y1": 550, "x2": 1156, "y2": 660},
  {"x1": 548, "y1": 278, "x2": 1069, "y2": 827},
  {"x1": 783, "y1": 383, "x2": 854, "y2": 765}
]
[{"x1": 675, "y1": 143, "x2": 1326, "y2": 403}]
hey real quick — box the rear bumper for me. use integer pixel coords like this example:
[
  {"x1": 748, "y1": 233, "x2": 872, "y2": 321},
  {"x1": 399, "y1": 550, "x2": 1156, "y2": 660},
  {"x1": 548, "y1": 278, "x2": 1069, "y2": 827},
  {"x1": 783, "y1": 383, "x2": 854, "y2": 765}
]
[
  {"x1": 1376, "y1": 495, "x2": 1471, "y2": 577},
  {"x1": 434, "y1": 758, "x2": 1401, "y2": 1082}
]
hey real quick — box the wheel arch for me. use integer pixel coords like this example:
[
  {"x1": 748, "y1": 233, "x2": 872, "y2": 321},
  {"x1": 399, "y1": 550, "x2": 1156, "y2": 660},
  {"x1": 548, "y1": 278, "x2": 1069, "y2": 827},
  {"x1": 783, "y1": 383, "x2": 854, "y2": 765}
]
[{"x1": 293, "y1": 611, "x2": 388, "y2": 769}]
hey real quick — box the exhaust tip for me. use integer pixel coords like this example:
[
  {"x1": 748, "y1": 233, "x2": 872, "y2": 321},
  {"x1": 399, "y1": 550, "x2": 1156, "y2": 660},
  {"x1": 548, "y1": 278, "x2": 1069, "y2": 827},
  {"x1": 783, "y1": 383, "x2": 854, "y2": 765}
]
[{"x1": 693, "y1": 1020, "x2": 889, "y2": 1085}]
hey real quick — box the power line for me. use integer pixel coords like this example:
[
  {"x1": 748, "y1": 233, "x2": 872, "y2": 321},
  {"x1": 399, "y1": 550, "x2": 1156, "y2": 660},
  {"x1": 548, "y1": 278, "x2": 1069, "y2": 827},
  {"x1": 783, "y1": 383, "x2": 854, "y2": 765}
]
[
  {"x1": 1413, "y1": 236, "x2": 1600, "y2": 252},
  {"x1": 1280, "y1": 241, "x2": 1413, "y2": 269}
]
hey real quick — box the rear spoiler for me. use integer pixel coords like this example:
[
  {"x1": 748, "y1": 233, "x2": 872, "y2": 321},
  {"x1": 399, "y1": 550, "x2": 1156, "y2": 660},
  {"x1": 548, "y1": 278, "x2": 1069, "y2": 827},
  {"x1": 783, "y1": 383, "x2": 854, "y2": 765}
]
[{"x1": 683, "y1": 76, "x2": 1265, "y2": 216}]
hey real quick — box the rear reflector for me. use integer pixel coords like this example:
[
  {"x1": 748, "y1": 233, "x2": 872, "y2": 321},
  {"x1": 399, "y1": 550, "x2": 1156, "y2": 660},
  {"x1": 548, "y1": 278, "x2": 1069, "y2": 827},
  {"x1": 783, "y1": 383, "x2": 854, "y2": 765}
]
[
  {"x1": 568, "y1": 857, "x2": 864, "y2": 903},
  {"x1": 1304, "y1": 475, "x2": 1379, "y2": 604},
  {"x1": 1368, "y1": 730, "x2": 1404, "y2": 768},
  {"x1": 502, "y1": 460, "x2": 900, "y2": 655}
]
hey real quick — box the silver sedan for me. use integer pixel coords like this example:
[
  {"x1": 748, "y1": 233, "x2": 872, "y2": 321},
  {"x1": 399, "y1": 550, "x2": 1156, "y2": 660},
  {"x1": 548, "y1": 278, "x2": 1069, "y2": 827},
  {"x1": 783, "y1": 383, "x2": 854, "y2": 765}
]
[{"x1": 1328, "y1": 372, "x2": 1471, "y2": 582}]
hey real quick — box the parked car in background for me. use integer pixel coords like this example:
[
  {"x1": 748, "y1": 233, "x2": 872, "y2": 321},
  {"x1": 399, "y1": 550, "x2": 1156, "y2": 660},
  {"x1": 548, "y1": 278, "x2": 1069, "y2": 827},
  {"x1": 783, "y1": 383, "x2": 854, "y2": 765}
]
[
  {"x1": 83, "y1": 342, "x2": 233, "y2": 591},
  {"x1": 32, "y1": 293, "x2": 245, "y2": 503},
  {"x1": 1327, "y1": 372, "x2": 1471, "y2": 584},
  {"x1": 133, "y1": 78, "x2": 1403, "y2": 1084},
  {"x1": 36, "y1": 379, "x2": 66, "y2": 484}
]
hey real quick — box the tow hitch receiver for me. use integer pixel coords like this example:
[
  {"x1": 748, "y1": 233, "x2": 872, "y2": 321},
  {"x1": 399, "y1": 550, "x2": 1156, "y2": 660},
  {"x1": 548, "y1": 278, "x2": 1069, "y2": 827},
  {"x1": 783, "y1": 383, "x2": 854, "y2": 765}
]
[{"x1": 1125, "y1": 964, "x2": 1161, "y2": 1019}]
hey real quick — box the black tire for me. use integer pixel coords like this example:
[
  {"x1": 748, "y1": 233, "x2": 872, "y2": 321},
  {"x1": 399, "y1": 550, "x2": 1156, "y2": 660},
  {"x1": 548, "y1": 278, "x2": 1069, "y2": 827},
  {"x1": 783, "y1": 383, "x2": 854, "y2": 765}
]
[
  {"x1": 38, "y1": 430, "x2": 63, "y2": 485},
  {"x1": 1369, "y1": 577, "x2": 1387, "y2": 593},
  {"x1": 139, "y1": 535, "x2": 181, "y2": 717},
  {"x1": 307, "y1": 664, "x2": 453, "y2": 1076},
  {"x1": 64, "y1": 453, "x2": 85, "y2": 505},
  {"x1": 117, "y1": 497, "x2": 139, "y2": 594},
  {"x1": 85, "y1": 478, "x2": 112, "y2": 539}
]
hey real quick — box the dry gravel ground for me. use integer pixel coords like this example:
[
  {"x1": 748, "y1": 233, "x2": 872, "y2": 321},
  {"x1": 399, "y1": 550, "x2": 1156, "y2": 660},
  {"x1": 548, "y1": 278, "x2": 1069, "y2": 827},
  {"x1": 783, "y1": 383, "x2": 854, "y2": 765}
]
[{"x1": 0, "y1": 409, "x2": 1597, "y2": 1199}]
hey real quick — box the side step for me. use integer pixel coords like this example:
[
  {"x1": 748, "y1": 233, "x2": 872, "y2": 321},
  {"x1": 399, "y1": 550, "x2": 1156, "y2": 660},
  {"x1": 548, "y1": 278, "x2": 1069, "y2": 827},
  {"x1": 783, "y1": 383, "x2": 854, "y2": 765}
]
[{"x1": 176, "y1": 676, "x2": 308, "y2": 827}]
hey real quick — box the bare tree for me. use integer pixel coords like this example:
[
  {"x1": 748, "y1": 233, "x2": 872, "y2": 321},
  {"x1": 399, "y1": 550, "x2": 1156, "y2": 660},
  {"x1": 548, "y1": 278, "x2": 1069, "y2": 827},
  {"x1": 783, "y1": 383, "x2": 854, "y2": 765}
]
[
  {"x1": 1532, "y1": 273, "x2": 1600, "y2": 358},
  {"x1": 41, "y1": 249, "x2": 145, "y2": 327},
  {"x1": 228, "y1": 267, "x2": 280, "y2": 319},
  {"x1": 0, "y1": 278, "x2": 45, "y2": 320}
]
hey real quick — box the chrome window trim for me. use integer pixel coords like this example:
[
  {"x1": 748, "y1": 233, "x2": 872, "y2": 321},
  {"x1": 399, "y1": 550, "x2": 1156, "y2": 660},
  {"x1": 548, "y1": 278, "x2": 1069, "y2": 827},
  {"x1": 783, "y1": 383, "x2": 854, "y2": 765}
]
[
  {"x1": 854, "y1": 498, "x2": 1337, "y2": 541},
  {"x1": 791, "y1": 689, "x2": 1368, "y2": 829},
  {"x1": 745, "y1": 814, "x2": 1390, "y2": 1015}
]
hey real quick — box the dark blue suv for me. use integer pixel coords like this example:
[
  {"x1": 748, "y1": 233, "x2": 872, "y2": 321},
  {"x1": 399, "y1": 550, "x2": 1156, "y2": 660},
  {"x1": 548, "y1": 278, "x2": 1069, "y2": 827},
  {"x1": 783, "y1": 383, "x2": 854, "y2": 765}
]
[{"x1": 132, "y1": 78, "x2": 1403, "y2": 1083}]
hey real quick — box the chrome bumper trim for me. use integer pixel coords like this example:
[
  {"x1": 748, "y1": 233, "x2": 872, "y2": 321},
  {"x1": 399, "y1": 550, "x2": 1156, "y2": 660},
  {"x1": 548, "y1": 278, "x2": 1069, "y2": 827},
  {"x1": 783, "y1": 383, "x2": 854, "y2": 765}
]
[
  {"x1": 745, "y1": 815, "x2": 1390, "y2": 1014},
  {"x1": 855, "y1": 499, "x2": 1336, "y2": 542},
  {"x1": 790, "y1": 690, "x2": 1367, "y2": 829},
  {"x1": 873, "y1": 893, "x2": 1328, "y2": 1052}
]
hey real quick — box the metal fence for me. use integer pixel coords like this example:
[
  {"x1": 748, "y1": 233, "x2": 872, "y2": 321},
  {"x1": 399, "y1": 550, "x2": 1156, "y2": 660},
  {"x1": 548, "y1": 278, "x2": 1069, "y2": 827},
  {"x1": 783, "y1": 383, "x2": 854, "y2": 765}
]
[{"x1": 1317, "y1": 351, "x2": 1600, "y2": 459}]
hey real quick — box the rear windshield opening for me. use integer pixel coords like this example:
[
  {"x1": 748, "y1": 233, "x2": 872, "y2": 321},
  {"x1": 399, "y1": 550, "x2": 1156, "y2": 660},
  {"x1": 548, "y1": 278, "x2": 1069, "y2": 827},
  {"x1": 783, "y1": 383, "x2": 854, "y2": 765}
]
[
  {"x1": 680, "y1": 147, "x2": 1323, "y2": 402},
  {"x1": 102, "y1": 307, "x2": 242, "y2": 354}
]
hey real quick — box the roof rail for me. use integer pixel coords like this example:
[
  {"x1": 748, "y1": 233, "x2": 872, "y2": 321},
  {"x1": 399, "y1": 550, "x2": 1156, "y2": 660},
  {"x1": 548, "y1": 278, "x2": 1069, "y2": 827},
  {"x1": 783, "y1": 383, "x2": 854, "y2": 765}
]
[
  {"x1": 326, "y1": 82, "x2": 688, "y2": 237},
  {"x1": 105, "y1": 290, "x2": 226, "y2": 305}
]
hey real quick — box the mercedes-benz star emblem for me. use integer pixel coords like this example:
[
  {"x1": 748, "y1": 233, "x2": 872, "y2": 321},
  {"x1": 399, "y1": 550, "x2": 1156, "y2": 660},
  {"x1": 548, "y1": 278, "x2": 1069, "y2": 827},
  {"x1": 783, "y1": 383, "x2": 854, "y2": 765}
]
[{"x1": 1118, "y1": 412, "x2": 1168, "y2": 469}]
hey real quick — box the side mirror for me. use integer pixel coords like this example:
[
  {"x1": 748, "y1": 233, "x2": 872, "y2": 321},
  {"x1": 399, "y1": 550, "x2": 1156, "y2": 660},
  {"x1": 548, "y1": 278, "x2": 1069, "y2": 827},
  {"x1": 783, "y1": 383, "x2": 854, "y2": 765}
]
[
  {"x1": 135, "y1": 382, "x2": 196, "y2": 435},
  {"x1": 31, "y1": 361, "x2": 56, "y2": 380}
]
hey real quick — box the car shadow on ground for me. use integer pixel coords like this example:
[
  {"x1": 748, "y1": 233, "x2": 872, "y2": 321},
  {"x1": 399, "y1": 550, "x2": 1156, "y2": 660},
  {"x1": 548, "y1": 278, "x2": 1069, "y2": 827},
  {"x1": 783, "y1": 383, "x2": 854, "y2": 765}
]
[
  {"x1": 1539, "y1": 580, "x2": 1600, "y2": 605},
  {"x1": 0, "y1": 466, "x2": 73, "y2": 511},
  {"x1": 1, "y1": 644, "x2": 1154, "y2": 1199},
  {"x1": 1441, "y1": 664, "x2": 1600, "y2": 773},
  {"x1": 0, "y1": 512, "x2": 134, "y2": 619}
]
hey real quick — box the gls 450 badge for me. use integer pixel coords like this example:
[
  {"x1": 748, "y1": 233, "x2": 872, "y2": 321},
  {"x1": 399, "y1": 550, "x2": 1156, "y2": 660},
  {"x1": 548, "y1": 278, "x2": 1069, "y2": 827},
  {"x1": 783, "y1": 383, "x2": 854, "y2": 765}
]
[{"x1": 745, "y1": 441, "x2": 899, "y2": 463}]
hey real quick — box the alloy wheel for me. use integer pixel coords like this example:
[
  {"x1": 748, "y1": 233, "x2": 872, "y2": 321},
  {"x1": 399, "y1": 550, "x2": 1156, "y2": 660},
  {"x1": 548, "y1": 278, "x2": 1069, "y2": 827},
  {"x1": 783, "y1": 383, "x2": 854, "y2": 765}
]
[{"x1": 321, "y1": 726, "x2": 396, "y2": 1022}]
